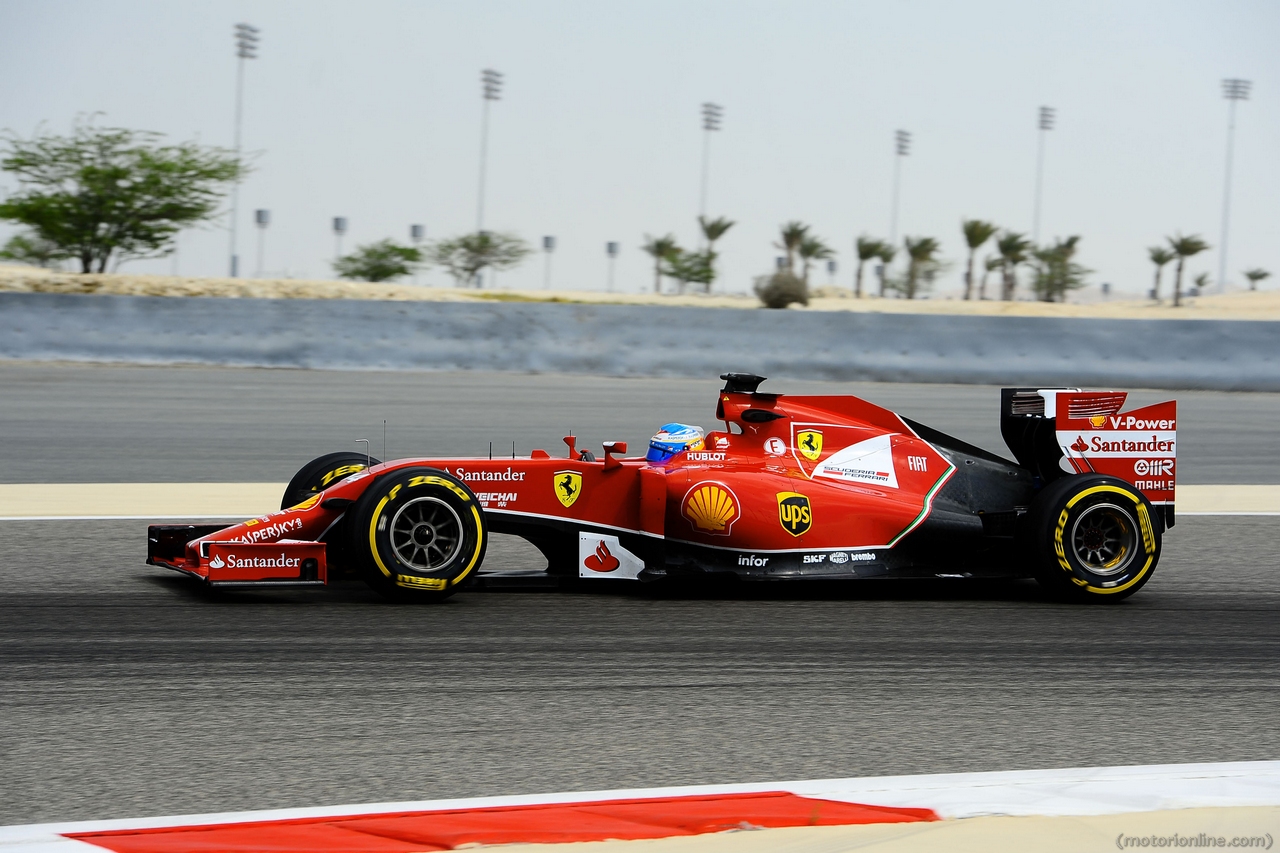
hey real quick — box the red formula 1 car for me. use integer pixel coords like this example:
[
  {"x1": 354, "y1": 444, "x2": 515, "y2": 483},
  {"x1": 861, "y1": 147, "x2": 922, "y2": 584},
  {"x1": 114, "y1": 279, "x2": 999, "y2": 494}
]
[{"x1": 147, "y1": 374, "x2": 1176, "y2": 602}]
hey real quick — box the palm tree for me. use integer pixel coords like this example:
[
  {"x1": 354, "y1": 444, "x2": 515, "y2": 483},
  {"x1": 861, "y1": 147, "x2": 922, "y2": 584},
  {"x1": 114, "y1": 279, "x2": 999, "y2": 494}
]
[
  {"x1": 796, "y1": 235, "x2": 834, "y2": 284},
  {"x1": 996, "y1": 231, "x2": 1031, "y2": 300},
  {"x1": 1244, "y1": 268, "x2": 1271, "y2": 291},
  {"x1": 853, "y1": 236, "x2": 885, "y2": 299},
  {"x1": 699, "y1": 216, "x2": 735, "y2": 248},
  {"x1": 875, "y1": 244, "x2": 896, "y2": 297},
  {"x1": 1192, "y1": 273, "x2": 1210, "y2": 295},
  {"x1": 1147, "y1": 246, "x2": 1175, "y2": 302},
  {"x1": 1030, "y1": 235, "x2": 1087, "y2": 302},
  {"x1": 960, "y1": 219, "x2": 998, "y2": 301},
  {"x1": 641, "y1": 234, "x2": 678, "y2": 294},
  {"x1": 774, "y1": 221, "x2": 809, "y2": 274},
  {"x1": 902, "y1": 236, "x2": 941, "y2": 300},
  {"x1": 697, "y1": 216, "x2": 736, "y2": 293},
  {"x1": 979, "y1": 254, "x2": 1001, "y2": 300},
  {"x1": 1167, "y1": 233, "x2": 1210, "y2": 307}
]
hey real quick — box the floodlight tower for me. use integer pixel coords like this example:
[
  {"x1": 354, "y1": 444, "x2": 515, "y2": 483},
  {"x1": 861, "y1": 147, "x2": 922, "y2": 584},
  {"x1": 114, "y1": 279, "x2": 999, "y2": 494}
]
[
  {"x1": 476, "y1": 69, "x2": 504, "y2": 233},
  {"x1": 542, "y1": 235, "x2": 556, "y2": 289},
  {"x1": 699, "y1": 102, "x2": 723, "y2": 222},
  {"x1": 1033, "y1": 106, "x2": 1055, "y2": 242},
  {"x1": 888, "y1": 130, "x2": 910, "y2": 246},
  {"x1": 1218, "y1": 78, "x2": 1251, "y2": 293},
  {"x1": 606, "y1": 242, "x2": 620, "y2": 292},
  {"x1": 228, "y1": 22, "x2": 259, "y2": 278},
  {"x1": 410, "y1": 224, "x2": 425, "y2": 285},
  {"x1": 254, "y1": 209, "x2": 269, "y2": 277},
  {"x1": 333, "y1": 217, "x2": 348, "y2": 261}
]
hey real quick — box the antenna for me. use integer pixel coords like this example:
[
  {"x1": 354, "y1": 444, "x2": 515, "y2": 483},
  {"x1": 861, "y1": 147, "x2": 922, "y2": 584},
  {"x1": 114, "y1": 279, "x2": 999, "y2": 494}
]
[
  {"x1": 512, "y1": 441, "x2": 516, "y2": 459},
  {"x1": 356, "y1": 438, "x2": 370, "y2": 468},
  {"x1": 383, "y1": 420, "x2": 387, "y2": 461},
  {"x1": 489, "y1": 441, "x2": 493, "y2": 460}
]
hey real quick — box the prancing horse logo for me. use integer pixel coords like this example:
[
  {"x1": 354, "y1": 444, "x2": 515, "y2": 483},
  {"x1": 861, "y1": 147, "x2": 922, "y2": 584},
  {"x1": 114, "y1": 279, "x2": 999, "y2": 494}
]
[
  {"x1": 797, "y1": 430, "x2": 823, "y2": 462},
  {"x1": 554, "y1": 470, "x2": 583, "y2": 508}
]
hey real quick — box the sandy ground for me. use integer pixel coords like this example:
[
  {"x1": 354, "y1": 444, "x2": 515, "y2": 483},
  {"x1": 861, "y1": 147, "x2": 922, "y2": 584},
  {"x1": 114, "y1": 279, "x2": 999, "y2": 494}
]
[{"x1": 3, "y1": 264, "x2": 1278, "y2": 321}]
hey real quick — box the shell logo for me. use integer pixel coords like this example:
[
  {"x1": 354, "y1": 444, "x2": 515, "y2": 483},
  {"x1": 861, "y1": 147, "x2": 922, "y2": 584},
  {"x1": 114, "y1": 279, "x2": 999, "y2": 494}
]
[
  {"x1": 1089, "y1": 415, "x2": 1108, "y2": 429},
  {"x1": 681, "y1": 482, "x2": 740, "y2": 536}
]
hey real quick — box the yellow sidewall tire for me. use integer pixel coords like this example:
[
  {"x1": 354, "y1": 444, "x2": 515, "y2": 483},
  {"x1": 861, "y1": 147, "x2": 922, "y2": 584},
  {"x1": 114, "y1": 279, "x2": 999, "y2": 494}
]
[
  {"x1": 350, "y1": 467, "x2": 487, "y2": 603},
  {"x1": 1029, "y1": 474, "x2": 1162, "y2": 603}
]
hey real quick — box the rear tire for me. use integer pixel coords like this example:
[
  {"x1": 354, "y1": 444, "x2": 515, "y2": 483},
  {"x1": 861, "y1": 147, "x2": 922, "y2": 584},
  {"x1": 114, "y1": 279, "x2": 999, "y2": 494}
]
[
  {"x1": 281, "y1": 451, "x2": 380, "y2": 510},
  {"x1": 348, "y1": 467, "x2": 487, "y2": 603},
  {"x1": 1027, "y1": 474, "x2": 1162, "y2": 602}
]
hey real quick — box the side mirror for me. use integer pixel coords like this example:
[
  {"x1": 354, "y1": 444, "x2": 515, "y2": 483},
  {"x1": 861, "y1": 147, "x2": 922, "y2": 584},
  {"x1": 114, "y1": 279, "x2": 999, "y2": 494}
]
[{"x1": 602, "y1": 441, "x2": 628, "y2": 470}]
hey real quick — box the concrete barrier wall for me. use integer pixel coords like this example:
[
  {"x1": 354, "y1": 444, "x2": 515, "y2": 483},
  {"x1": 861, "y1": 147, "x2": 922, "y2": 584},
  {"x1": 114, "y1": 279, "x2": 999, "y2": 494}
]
[{"x1": 1, "y1": 292, "x2": 1276, "y2": 391}]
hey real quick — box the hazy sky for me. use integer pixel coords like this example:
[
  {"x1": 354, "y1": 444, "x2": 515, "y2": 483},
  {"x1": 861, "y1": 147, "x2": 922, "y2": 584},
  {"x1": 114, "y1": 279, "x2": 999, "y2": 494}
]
[{"x1": 1, "y1": 0, "x2": 1276, "y2": 296}]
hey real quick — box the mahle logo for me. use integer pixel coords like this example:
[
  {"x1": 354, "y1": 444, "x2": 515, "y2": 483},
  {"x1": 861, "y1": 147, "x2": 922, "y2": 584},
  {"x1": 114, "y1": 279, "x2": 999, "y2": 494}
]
[
  {"x1": 777, "y1": 492, "x2": 812, "y2": 537},
  {"x1": 797, "y1": 430, "x2": 823, "y2": 461}
]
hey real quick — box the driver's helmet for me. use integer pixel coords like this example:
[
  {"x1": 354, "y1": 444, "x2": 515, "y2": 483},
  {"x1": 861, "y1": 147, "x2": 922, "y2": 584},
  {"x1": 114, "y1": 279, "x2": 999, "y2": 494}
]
[{"x1": 646, "y1": 423, "x2": 705, "y2": 464}]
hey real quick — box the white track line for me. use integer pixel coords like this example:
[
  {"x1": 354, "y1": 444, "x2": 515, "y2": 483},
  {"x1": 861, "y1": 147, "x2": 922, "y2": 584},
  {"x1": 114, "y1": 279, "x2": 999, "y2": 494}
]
[{"x1": 2, "y1": 760, "x2": 1278, "y2": 849}]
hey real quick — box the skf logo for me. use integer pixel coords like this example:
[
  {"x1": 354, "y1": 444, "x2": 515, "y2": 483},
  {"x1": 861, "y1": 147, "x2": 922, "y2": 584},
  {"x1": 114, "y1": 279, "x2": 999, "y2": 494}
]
[
  {"x1": 554, "y1": 470, "x2": 582, "y2": 508},
  {"x1": 1089, "y1": 416, "x2": 1107, "y2": 429},
  {"x1": 777, "y1": 492, "x2": 812, "y2": 537},
  {"x1": 797, "y1": 430, "x2": 823, "y2": 461},
  {"x1": 682, "y1": 482, "x2": 739, "y2": 535}
]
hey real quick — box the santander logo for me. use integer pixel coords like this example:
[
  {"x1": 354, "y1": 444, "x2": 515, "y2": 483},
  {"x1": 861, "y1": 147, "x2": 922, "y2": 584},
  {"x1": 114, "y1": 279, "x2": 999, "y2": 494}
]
[
  {"x1": 209, "y1": 555, "x2": 225, "y2": 569},
  {"x1": 583, "y1": 540, "x2": 620, "y2": 573}
]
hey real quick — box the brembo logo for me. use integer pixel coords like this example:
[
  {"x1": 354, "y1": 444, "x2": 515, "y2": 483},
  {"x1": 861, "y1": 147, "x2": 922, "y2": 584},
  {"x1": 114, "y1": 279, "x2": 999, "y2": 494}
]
[
  {"x1": 210, "y1": 552, "x2": 301, "y2": 570},
  {"x1": 230, "y1": 517, "x2": 303, "y2": 544}
]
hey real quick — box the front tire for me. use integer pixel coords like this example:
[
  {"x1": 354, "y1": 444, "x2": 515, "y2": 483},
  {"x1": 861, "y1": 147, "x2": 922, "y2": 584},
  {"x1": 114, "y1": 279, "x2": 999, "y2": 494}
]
[
  {"x1": 281, "y1": 451, "x2": 381, "y2": 510},
  {"x1": 1028, "y1": 474, "x2": 1162, "y2": 602},
  {"x1": 348, "y1": 468, "x2": 487, "y2": 603}
]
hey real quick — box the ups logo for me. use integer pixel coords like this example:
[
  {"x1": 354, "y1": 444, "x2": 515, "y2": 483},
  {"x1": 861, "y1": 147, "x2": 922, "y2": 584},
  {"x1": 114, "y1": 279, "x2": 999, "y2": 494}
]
[{"x1": 777, "y1": 492, "x2": 812, "y2": 537}]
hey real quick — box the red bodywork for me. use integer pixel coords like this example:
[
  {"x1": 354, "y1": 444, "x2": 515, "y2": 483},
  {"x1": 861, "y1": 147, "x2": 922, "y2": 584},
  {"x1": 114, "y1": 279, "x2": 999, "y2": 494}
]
[{"x1": 148, "y1": 382, "x2": 1175, "y2": 586}]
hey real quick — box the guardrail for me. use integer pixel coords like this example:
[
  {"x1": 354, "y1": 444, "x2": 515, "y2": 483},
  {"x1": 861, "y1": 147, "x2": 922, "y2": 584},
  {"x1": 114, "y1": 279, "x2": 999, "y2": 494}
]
[{"x1": 1, "y1": 292, "x2": 1275, "y2": 391}]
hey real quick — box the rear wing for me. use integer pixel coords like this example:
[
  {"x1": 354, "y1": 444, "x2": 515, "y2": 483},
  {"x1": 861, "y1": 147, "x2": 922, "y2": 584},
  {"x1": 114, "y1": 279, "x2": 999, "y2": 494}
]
[{"x1": 1001, "y1": 388, "x2": 1175, "y2": 527}]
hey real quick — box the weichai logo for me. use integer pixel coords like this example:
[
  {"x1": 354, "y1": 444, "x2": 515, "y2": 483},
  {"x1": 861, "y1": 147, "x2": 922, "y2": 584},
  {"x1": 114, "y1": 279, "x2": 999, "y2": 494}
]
[{"x1": 776, "y1": 492, "x2": 812, "y2": 537}]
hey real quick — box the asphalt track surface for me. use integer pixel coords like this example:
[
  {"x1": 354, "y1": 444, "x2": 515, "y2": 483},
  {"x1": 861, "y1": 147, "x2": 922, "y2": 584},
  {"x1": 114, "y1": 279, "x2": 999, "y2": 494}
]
[
  {"x1": 3, "y1": 362, "x2": 1279, "y2": 484},
  {"x1": 1, "y1": 363, "x2": 1279, "y2": 825}
]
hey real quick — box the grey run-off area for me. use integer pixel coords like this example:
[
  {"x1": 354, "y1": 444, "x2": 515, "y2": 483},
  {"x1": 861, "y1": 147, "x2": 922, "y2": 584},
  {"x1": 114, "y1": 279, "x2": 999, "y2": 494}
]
[
  {"x1": 0, "y1": 365, "x2": 1277, "y2": 825},
  {"x1": 2, "y1": 292, "x2": 1278, "y2": 390}
]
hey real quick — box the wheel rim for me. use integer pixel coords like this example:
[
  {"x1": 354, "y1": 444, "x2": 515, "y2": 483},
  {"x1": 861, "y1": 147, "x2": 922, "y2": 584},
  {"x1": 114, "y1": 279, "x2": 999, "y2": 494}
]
[
  {"x1": 389, "y1": 497, "x2": 463, "y2": 571},
  {"x1": 1070, "y1": 502, "x2": 1138, "y2": 576}
]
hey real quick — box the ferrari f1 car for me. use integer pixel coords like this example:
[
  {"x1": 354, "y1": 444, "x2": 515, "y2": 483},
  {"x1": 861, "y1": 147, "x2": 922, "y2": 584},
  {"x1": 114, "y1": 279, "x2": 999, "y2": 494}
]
[{"x1": 147, "y1": 374, "x2": 1176, "y2": 602}]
